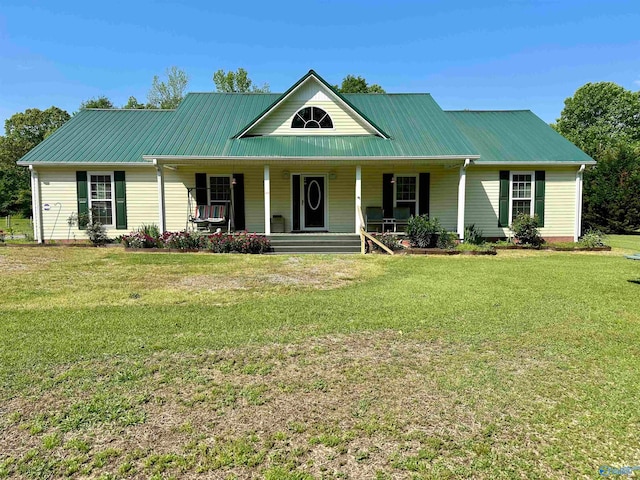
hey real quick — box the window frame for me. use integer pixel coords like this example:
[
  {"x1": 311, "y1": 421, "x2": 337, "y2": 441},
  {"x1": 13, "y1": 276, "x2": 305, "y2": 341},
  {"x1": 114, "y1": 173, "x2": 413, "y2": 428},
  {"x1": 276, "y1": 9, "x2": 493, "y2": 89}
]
[
  {"x1": 291, "y1": 106, "x2": 334, "y2": 130},
  {"x1": 393, "y1": 174, "x2": 419, "y2": 216},
  {"x1": 88, "y1": 171, "x2": 115, "y2": 227},
  {"x1": 509, "y1": 171, "x2": 535, "y2": 222},
  {"x1": 208, "y1": 174, "x2": 233, "y2": 206}
]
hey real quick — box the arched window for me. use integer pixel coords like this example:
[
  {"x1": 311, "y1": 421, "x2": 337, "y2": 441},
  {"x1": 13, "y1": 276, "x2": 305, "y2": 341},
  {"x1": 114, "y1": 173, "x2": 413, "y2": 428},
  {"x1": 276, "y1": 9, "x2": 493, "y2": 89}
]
[{"x1": 291, "y1": 107, "x2": 333, "y2": 129}]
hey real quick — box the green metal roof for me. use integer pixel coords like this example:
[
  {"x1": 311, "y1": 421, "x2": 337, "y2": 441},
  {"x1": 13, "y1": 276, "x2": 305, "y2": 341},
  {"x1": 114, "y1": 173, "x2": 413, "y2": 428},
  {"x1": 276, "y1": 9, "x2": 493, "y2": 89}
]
[
  {"x1": 147, "y1": 92, "x2": 477, "y2": 158},
  {"x1": 19, "y1": 109, "x2": 174, "y2": 164},
  {"x1": 445, "y1": 110, "x2": 595, "y2": 164},
  {"x1": 18, "y1": 77, "x2": 593, "y2": 165}
]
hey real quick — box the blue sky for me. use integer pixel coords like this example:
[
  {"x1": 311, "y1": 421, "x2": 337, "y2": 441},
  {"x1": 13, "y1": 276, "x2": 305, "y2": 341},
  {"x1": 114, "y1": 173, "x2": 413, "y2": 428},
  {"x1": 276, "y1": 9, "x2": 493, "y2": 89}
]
[{"x1": 1, "y1": 0, "x2": 639, "y2": 127}]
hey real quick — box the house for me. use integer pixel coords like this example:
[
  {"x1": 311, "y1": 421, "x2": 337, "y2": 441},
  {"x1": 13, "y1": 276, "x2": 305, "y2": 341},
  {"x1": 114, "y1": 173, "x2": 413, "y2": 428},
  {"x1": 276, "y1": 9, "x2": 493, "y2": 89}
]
[{"x1": 18, "y1": 70, "x2": 594, "y2": 245}]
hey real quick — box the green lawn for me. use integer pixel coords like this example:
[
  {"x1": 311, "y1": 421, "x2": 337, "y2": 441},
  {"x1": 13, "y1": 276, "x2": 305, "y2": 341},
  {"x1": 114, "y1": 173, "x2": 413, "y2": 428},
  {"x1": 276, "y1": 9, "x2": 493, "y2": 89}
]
[
  {"x1": 0, "y1": 241, "x2": 639, "y2": 479},
  {"x1": 1, "y1": 216, "x2": 33, "y2": 240}
]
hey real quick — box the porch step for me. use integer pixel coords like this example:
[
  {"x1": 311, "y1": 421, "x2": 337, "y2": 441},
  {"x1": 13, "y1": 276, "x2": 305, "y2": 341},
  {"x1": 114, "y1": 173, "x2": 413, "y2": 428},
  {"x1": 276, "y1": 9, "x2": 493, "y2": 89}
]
[{"x1": 268, "y1": 234, "x2": 361, "y2": 254}]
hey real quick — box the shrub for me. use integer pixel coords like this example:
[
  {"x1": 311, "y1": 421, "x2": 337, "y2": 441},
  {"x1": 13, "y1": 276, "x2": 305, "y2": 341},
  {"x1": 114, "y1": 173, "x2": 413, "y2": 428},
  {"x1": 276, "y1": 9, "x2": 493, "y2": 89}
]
[
  {"x1": 139, "y1": 224, "x2": 161, "y2": 241},
  {"x1": 121, "y1": 232, "x2": 157, "y2": 248},
  {"x1": 204, "y1": 232, "x2": 271, "y2": 254},
  {"x1": 456, "y1": 243, "x2": 496, "y2": 253},
  {"x1": 406, "y1": 215, "x2": 443, "y2": 248},
  {"x1": 436, "y1": 231, "x2": 458, "y2": 249},
  {"x1": 370, "y1": 232, "x2": 402, "y2": 252},
  {"x1": 510, "y1": 213, "x2": 543, "y2": 247},
  {"x1": 464, "y1": 224, "x2": 484, "y2": 245},
  {"x1": 160, "y1": 231, "x2": 202, "y2": 250},
  {"x1": 579, "y1": 229, "x2": 607, "y2": 248},
  {"x1": 85, "y1": 220, "x2": 109, "y2": 246}
]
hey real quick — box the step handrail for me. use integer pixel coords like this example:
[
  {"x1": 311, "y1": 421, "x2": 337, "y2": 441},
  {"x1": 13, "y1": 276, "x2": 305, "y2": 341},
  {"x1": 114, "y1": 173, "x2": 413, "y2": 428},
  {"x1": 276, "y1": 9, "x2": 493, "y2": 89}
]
[{"x1": 358, "y1": 206, "x2": 394, "y2": 255}]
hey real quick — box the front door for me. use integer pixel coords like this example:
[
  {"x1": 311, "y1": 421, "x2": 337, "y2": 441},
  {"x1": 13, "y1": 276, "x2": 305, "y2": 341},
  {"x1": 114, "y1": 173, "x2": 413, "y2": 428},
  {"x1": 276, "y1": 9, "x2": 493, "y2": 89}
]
[{"x1": 302, "y1": 175, "x2": 326, "y2": 230}]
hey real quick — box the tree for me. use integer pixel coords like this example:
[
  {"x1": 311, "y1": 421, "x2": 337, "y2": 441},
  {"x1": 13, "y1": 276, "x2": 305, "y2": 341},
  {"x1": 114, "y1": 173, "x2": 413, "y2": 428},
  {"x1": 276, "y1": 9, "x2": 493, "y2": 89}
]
[
  {"x1": 554, "y1": 82, "x2": 640, "y2": 233},
  {"x1": 79, "y1": 96, "x2": 114, "y2": 109},
  {"x1": 334, "y1": 75, "x2": 386, "y2": 94},
  {"x1": 554, "y1": 82, "x2": 640, "y2": 158},
  {"x1": 582, "y1": 144, "x2": 640, "y2": 233},
  {"x1": 147, "y1": 66, "x2": 189, "y2": 109},
  {"x1": 213, "y1": 68, "x2": 270, "y2": 93},
  {"x1": 0, "y1": 107, "x2": 71, "y2": 216},
  {"x1": 123, "y1": 96, "x2": 147, "y2": 109}
]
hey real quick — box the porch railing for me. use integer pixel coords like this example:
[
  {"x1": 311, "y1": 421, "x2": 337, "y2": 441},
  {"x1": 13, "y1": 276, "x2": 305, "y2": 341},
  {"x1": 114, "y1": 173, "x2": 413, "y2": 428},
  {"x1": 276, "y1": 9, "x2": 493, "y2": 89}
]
[{"x1": 357, "y1": 206, "x2": 394, "y2": 255}]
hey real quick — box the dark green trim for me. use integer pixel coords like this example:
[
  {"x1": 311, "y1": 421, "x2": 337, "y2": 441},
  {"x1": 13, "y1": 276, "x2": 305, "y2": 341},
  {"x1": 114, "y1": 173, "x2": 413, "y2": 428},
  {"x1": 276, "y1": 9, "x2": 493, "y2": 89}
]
[
  {"x1": 76, "y1": 171, "x2": 88, "y2": 230},
  {"x1": 382, "y1": 173, "x2": 394, "y2": 218},
  {"x1": 114, "y1": 171, "x2": 127, "y2": 230},
  {"x1": 233, "y1": 69, "x2": 391, "y2": 139},
  {"x1": 232, "y1": 173, "x2": 245, "y2": 231},
  {"x1": 498, "y1": 170, "x2": 509, "y2": 227},
  {"x1": 535, "y1": 170, "x2": 545, "y2": 227},
  {"x1": 419, "y1": 173, "x2": 430, "y2": 217}
]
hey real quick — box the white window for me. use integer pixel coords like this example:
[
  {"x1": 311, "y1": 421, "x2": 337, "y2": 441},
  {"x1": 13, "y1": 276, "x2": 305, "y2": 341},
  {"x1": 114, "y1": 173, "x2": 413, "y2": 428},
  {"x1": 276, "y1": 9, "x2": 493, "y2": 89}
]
[
  {"x1": 89, "y1": 172, "x2": 114, "y2": 226},
  {"x1": 208, "y1": 175, "x2": 231, "y2": 205},
  {"x1": 291, "y1": 107, "x2": 333, "y2": 129},
  {"x1": 510, "y1": 172, "x2": 534, "y2": 222},
  {"x1": 394, "y1": 175, "x2": 418, "y2": 216}
]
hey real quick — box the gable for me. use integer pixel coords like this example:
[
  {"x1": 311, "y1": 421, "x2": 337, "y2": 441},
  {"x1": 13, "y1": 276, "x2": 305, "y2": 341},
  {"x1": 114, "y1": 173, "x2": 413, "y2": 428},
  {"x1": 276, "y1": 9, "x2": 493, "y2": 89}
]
[{"x1": 242, "y1": 74, "x2": 382, "y2": 137}]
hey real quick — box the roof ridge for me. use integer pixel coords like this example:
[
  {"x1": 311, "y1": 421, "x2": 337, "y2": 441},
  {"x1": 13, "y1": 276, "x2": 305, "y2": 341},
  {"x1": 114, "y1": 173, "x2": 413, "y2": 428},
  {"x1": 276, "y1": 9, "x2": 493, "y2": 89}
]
[
  {"x1": 80, "y1": 108, "x2": 175, "y2": 112},
  {"x1": 445, "y1": 109, "x2": 532, "y2": 113}
]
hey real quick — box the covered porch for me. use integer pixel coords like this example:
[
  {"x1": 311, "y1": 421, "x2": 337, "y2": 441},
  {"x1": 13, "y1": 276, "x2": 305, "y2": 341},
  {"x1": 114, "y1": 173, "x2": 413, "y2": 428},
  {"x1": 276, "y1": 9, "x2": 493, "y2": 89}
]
[{"x1": 154, "y1": 158, "x2": 472, "y2": 239}]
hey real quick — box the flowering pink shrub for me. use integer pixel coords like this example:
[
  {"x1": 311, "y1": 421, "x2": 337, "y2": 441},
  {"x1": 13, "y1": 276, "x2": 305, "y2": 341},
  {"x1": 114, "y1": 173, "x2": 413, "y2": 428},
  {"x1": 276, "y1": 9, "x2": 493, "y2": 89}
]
[{"x1": 122, "y1": 230, "x2": 270, "y2": 254}]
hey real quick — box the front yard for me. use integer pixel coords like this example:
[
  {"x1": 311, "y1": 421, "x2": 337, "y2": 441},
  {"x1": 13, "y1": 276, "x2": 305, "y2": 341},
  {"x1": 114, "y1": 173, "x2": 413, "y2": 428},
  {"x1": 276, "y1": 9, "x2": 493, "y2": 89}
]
[{"x1": 1, "y1": 238, "x2": 639, "y2": 479}]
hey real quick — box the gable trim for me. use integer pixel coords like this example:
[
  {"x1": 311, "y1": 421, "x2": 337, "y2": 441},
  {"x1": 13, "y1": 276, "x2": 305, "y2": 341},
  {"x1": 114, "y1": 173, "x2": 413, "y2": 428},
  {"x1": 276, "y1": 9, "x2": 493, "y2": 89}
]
[{"x1": 234, "y1": 70, "x2": 391, "y2": 139}]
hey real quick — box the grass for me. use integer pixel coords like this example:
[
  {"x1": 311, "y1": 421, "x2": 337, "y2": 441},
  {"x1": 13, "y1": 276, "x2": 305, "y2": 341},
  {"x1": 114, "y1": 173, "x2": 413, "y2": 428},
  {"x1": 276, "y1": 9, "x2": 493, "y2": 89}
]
[{"x1": 1, "y1": 241, "x2": 640, "y2": 478}]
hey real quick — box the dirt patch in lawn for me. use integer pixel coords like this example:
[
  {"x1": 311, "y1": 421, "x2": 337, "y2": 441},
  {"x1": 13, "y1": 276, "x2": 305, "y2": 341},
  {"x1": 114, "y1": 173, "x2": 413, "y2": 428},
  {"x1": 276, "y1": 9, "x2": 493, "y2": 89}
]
[
  {"x1": 176, "y1": 257, "x2": 368, "y2": 292},
  {"x1": 0, "y1": 330, "x2": 578, "y2": 479}
]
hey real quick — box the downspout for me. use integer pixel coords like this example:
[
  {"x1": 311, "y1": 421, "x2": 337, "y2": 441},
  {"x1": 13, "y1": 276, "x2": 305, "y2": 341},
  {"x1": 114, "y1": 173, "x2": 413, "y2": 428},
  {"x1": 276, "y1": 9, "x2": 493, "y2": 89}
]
[{"x1": 574, "y1": 164, "x2": 586, "y2": 242}]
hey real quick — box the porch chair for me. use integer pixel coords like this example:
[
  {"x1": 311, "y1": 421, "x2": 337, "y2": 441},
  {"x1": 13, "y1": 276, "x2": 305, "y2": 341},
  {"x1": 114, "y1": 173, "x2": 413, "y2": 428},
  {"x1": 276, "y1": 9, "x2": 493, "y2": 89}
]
[
  {"x1": 393, "y1": 206, "x2": 411, "y2": 233},
  {"x1": 191, "y1": 204, "x2": 227, "y2": 231},
  {"x1": 365, "y1": 206, "x2": 384, "y2": 232}
]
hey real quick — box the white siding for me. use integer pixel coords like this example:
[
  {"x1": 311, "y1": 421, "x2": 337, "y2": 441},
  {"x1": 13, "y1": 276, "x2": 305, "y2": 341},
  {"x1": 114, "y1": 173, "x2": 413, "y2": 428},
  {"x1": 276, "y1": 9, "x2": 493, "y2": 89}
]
[
  {"x1": 37, "y1": 167, "x2": 157, "y2": 240},
  {"x1": 465, "y1": 166, "x2": 577, "y2": 238},
  {"x1": 247, "y1": 79, "x2": 376, "y2": 136}
]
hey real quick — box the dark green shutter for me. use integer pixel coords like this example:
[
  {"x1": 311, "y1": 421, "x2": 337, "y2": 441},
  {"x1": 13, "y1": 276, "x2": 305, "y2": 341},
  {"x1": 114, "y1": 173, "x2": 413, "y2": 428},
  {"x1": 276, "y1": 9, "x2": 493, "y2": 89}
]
[
  {"x1": 534, "y1": 170, "x2": 545, "y2": 227},
  {"x1": 419, "y1": 173, "x2": 430, "y2": 217},
  {"x1": 382, "y1": 173, "x2": 394, "y2": 218},
  {"x1": 76, "y1": 171, "x2": 88, "y2": 230},
  {"x1": 195, "y1": 173, "x2": 208, "y2": 205},
  {"x1": 232, "y1": 173, "x2": 245, "y2": 231},
  {"x1": 292, "y1": 175, "x2": 301, "y2": 231},
  {"x1": 498, "y1": 170, "x2": 510, "y2": 227},
  {"x1": 114, "y1": 171, "x2": 127, "y2": 229}
]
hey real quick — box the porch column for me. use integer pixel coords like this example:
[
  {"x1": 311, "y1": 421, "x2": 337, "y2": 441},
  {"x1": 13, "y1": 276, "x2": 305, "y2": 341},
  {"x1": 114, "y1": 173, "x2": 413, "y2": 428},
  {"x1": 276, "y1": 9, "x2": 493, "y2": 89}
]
[
  {"x1": 29, "y1": 165, "x2": 43, "y2": 244},
  {"x1": 457, "y1": 159, "x2": 470, "y2": 240},
  {"x1": 153, "y1": 159, "x2": 166, "y2": 232},
  {"x1": 355, "y1": 165, "x2": 362, "y2": 233},
  {"x1": 574, "y1": 164, "x2": 585, "y2": 242},
  {"x1": 264, "y1": 164, "x2": 271, "y2": 235}
]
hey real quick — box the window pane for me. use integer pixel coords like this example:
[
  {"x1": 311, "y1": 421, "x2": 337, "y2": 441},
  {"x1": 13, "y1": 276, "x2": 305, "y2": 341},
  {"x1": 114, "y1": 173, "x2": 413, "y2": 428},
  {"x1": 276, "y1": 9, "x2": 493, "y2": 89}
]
[
  {"x1": 291, "y1": 114, "x2": 305, "y2": 128},
  {"x1": 319, "y1": 115, "x2": 333, "y2": 128},
  {"x1": 91, "y1": 201, "x2": 113, "y2": 225},
  {"x1": 512, "y1": 174, "x2": 532, "y2": 200},
  {"x1": 512, "y1": 200, "x2": 531, "y2": 220},
  {"x1": 305, "y1": 121, "x2": 320, "y2": 128},
  {"x1": 210, "y1": 176, "x2": 231, "y2": 202},
  {"x1": 90, "y1": 175, "x2": 112, "y2": 200},
  {"x1": 299, "y1": 107, "x2": 312, "y2": 122},
  {"x1": 396, "y1": 176, "x2": 416, "y2": 201},
  {"x1": 291, "y1": 107, "x2": 333, "y2": 129}
]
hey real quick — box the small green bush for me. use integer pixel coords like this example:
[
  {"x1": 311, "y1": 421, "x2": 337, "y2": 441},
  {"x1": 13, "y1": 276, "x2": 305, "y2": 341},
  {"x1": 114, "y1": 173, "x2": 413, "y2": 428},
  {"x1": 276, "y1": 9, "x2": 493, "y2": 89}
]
[
  {"x1": 579, "y1": 229, "x2": 607, "y2": 248},
  {"x1": 464, "y1": 224, "x2": 484, "y2": 245},
  {"x1": 436, "y1": 231, "x2": 458, "y2": 249},
  {"x1": 510, "y1": 213, "x2": 543, "y2": 247},
  {"x1": 370, "y1": 232, "x2": 402, "y2": 252},
  {"x1": 406, "y1": 215, "x2": 442, "y2": 248},
  {"x1": 455, "y1": 243, "x2": 496, "y2": 252}
]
